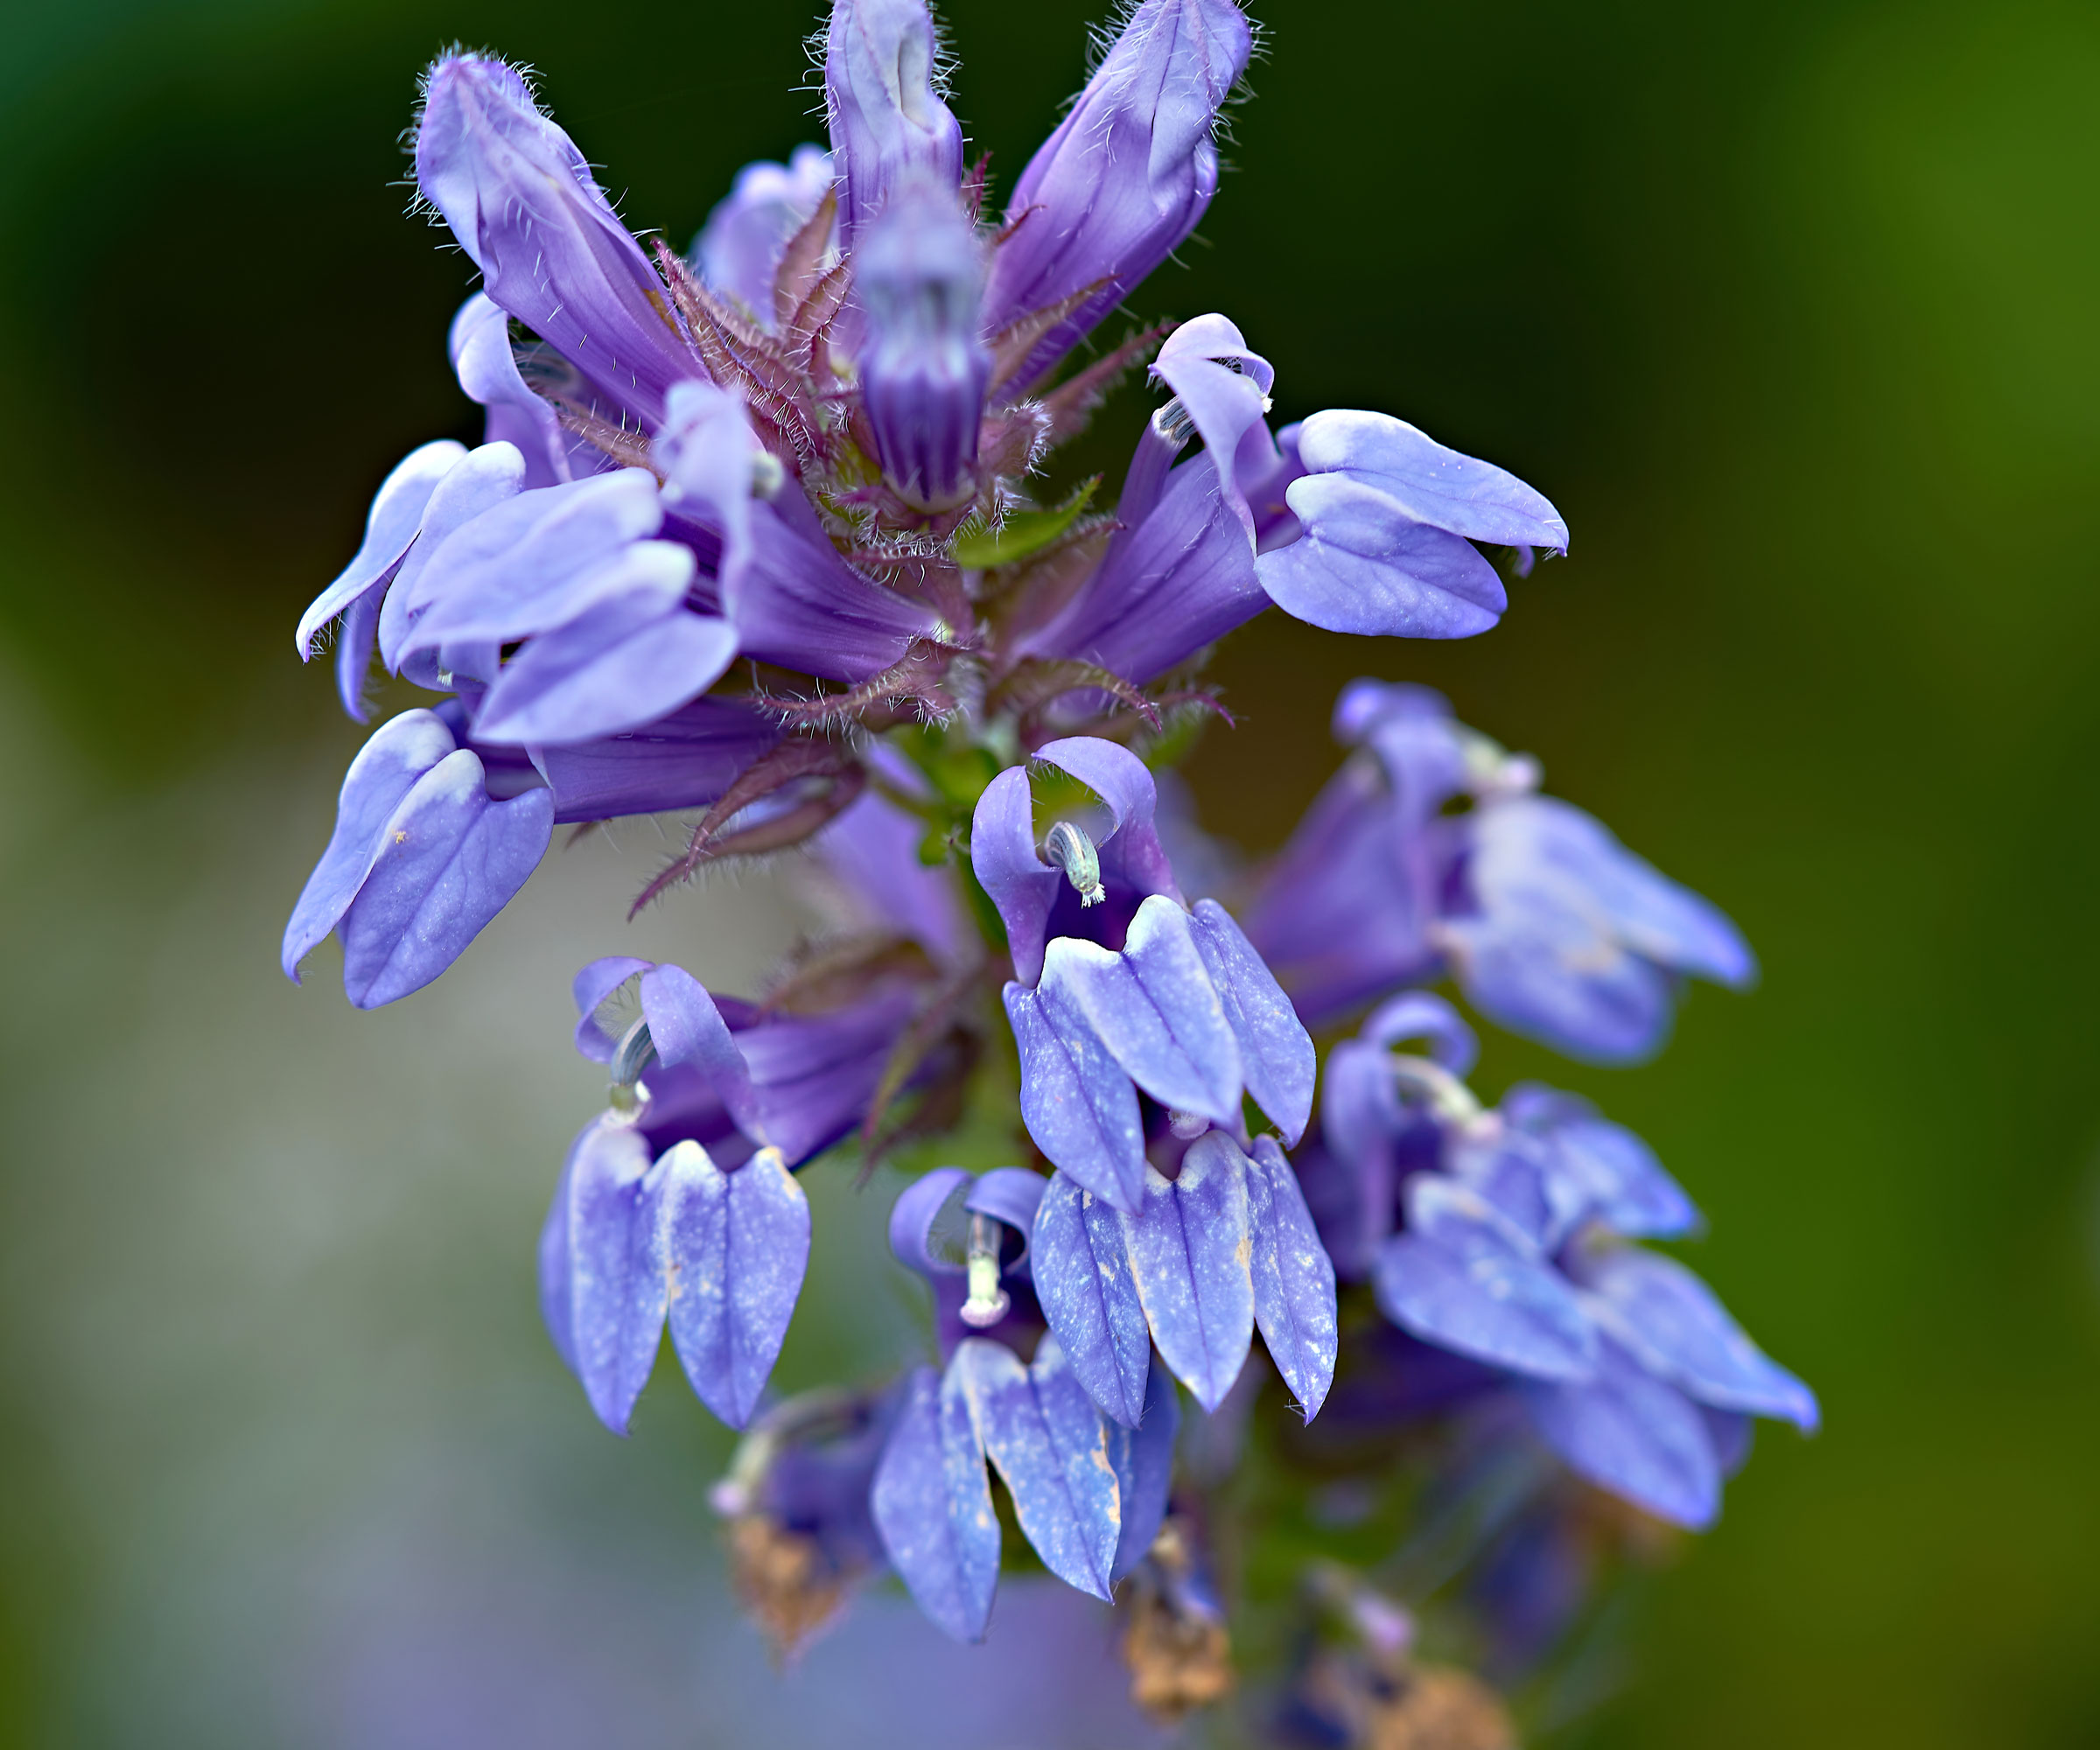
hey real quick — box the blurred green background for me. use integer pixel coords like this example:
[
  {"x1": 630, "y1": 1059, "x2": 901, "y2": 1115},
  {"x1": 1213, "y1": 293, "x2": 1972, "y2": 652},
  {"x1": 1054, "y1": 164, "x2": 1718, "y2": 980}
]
[{"x1": 2, "y1": 0, "x2": 2096, "y2": 1744}]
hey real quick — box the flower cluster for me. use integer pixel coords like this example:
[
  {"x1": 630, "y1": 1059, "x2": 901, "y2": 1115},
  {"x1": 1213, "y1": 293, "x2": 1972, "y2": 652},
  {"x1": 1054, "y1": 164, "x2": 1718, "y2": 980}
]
[{"x1": 283, "y1": 1, "x2": 1810, "y2": 1736}]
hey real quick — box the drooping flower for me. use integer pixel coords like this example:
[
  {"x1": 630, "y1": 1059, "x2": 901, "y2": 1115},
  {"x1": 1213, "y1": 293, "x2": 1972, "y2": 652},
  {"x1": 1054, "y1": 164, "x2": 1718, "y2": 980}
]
[
  {"x1": 1245, "y1": 681, "x2": 1755, "y2": 1060},
  {"x1": 1303, "y1": 993, "x2": 1816, "y2": 1528},
  {"x1": 971, "y1": 736, "x2": 1314, "y2": 1209},
  {"x1": 871, "y1": 1169, "x2": 1180, "y2": 1641}
]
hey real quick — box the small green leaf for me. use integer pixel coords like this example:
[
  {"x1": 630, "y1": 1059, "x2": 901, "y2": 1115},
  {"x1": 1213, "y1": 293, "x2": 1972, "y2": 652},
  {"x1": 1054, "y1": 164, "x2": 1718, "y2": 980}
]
[{"x1": 952, "y1": 477, "x2": 1101, "y2": 570}]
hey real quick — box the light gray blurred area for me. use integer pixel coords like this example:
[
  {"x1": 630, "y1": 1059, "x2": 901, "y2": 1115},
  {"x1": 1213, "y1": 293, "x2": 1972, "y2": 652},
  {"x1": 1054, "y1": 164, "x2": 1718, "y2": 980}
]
[{"x1": 0, "y1": 673, "x2": 1165, "y2": 1749}]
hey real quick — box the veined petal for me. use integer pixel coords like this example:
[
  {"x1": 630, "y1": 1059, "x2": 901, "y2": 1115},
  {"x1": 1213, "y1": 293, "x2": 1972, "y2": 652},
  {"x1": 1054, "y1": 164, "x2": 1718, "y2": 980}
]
[
  {"x1": 295, "y1": 440, "x2": 467, "y2": 662},
  {"x1": 1256, "y1": 473, "x2": 1508, "y2": 640},
  {"x1": 1118, "y1": 1139, "x2": 1254, "y2": 1412},
  {"x1": 1005, "y1": 981, "x2": 1147, "y2": 1213},
  {"x1": 858, "y1": 184, "x2": 990, "y2": 510},
  {"x1": 415, "y1": 56, "x2": 696, "y2": 424},
  {"x1": 1038, "y1": 459, "x2": 1265, "y2": 682},
  {"x1": 871, "y1": 1365, "x2": 998, "y2": 1642},
  {"x1": 1032, "y1": 1170, "x2": 1152, "y2": 1427},
  {"x1": 1295, "y1": 410, "x2": 1569, "y2": 552},
  {"x1": 1040, "y1": 897, "x2": 1241, "y2": 1124},
  {"x1": 1244, "y1": 1136, "x2": 1338, "y2": 1421},
  {"x1": 950, "y1": 1337, "x2": 1120, "y2": 1602},
  {"x1": 1188, "y1": 899, "x2": 1314, "y2": 1141},
  {"x1": 336, "y1": 748, "x2": 554, "y2": 1008},
  {"x1": 539, "y1": 1117, "x2": 657, "y2": 1434},
  {"x1": 730, "y1": 494, "x2": 942, "y2": 682},
  {"x1": 646, "y1": 1140, "x2": 811, "y2": 1429}
]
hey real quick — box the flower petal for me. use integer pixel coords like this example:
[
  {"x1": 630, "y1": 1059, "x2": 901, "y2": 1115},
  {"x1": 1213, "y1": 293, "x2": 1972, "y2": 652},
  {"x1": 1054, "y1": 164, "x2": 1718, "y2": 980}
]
[
  {"x1": 951, "y1": 1337, "x2": 1120, "y2": 1602},
  {"x1": 871, "y1": 1364, "x2": 998, "y2": 1642},
  {"x1": 449, "y1": 293, "x2": 578, "y2": 488},
  {"x1": 1244, "y1": 1136, "x2": 1339, "y2": 1420},
  {"x1": 415, "y1": 56, "x2": 696, "y2": 424},
  {"x1": 283, "y1": 709, "x2": 458, "y2": 983},
  {"x1": 1152, "y1": 314, "x2": 1275, "y2": 543},
  {"x1": 376, "y1": 442, "x2": 530, "y2": 671},
  {"x1": 638, "y1": 963, "x2": 761, "y2": 1137},
  {"x1": 1256, "y1": 473, "x2": 1508, "y2": 640},
  {"x1": 1521, "y1": 1338, "x2": 1721, "y2": 1530},
  {"x1": 1106, "y1": 1359, "x2": 1179, "y2": 1581},
  {"x1": 647, "y1": 1140, "x2": 811, "y2": 1429},
  {"x1": 538, "y1": 1117, "x2": 656, "y2": 1434},
  {"x1": 822, "y1": 0, "x2": 965, "y2": 248},
  {"x1": 1294, "y1": 410, "x2": 1569, "y2": 552},
  {"x1": 1576, "y1": 1247, "x2": 1818, "y2": 1432},
  {"x1": 1372, "y1": 1178, "x2": 1598, "y2": 1383},
  {"x1": 1032, "y1": 1169, "x2": 1152, "y2": 1427},
  {"x1": 295, "y1": 440, "x2": 466, "y2": 661},
  {"x1": 1188, "y1": 899, "x2": 1314, "y2": 1141},
  {"x1": 1119, "y1": 1137, "x2": 1254, "y2": 1412},
  {"x1": 1005, "y1": 981, "x2": 1148, "y2": 1214},
  {"x1": 1040, "y1": 896, "x2": 1241, "y2": 1125},
  {"x1": 472, "y1": 600, "x2": 739, "y2": 747},
  {"x1": 336, "y1": 749, "x2": 554, "y2": 1008},
  {"x1": 983, "y1": 0, "x2": 1253, "y2": 387}
]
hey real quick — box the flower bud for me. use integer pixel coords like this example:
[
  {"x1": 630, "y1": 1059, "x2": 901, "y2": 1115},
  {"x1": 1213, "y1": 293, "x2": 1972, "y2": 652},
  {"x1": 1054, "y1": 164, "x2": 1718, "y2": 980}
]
[
  {"x1": 823, "y1": 0, "x2": 966, "y2": 248},
  {"x1": 984, "y1": 0, "x2": 1253, "y2": 388},
  {"x1": 855, "y1": 184, "x2": 990, "y2": 510},
  {"x1": 414, "y1": 55, "x2": 695, "y2": 424}
]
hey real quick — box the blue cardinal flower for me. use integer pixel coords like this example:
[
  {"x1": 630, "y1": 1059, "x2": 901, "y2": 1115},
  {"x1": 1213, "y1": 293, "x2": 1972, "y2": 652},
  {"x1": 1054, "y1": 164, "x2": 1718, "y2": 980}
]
[
  {"x1": 972, "y1": 736, "x2": 1315, "y2": 1211},
  {"x1": 1301, "y1": 994, "x2": 1816, "y2": 1529},
  {"x1": 286, "y1": 4, "x2": 1571, "y2": 1017},
  {"x1": 871, "y1": 1170, "x2": 1180, "y2": 1642},
  {"x1": 1246, "y1": 681, "x2": 1756, "y2": 1061}
]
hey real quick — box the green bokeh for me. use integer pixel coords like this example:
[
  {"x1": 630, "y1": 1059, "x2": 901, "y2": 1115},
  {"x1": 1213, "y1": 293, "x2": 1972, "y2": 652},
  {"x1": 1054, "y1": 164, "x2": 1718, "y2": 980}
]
[{"x1": 2, "y1": 0, "x2": 2095, "y2": 1744}]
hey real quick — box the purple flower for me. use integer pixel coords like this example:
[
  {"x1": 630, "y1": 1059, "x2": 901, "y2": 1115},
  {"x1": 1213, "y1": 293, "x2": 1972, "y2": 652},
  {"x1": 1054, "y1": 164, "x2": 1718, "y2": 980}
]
[
  {"x1": 1031, "y1": 1129, "x2": 1337, "y2": 1419},
  {"x1": 1019, "y1": 318, "x2": 1565, "y2": 682},
  {"x1": 1306, "y1": 995, "x2": 1815, "y2": 1528},
  {"x1": 1252, "y1": 410, "x2": 1568, "y2": 640},
  {"x1": 693, "y1": 145, "x2": 837, "y2": 325},
  {"x1": 823, "y1": 0, "x2": 966, "y2": 249},
  {"x1": 281, "y1": 708, "x2": 552, "y2": 1008},
  {"x1": 971, "y1": 737, "x2": 1313, "y2": 1209},
  {"x1": 855, "y1": 184, "x2": 991, "y2": 511},
  {"x1": 1245, "y1": 681, "x2": 1754, "y2": 1060},
  {"x1": 983, "y1": 0, "x2": 1254, "y2": 389},
  {"x1": 414, "y1": 56, "x2": 697, "y2": 427},
  {"x1": 872, "y1": 1171, "x2": 1179, "y2": 1639}
]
